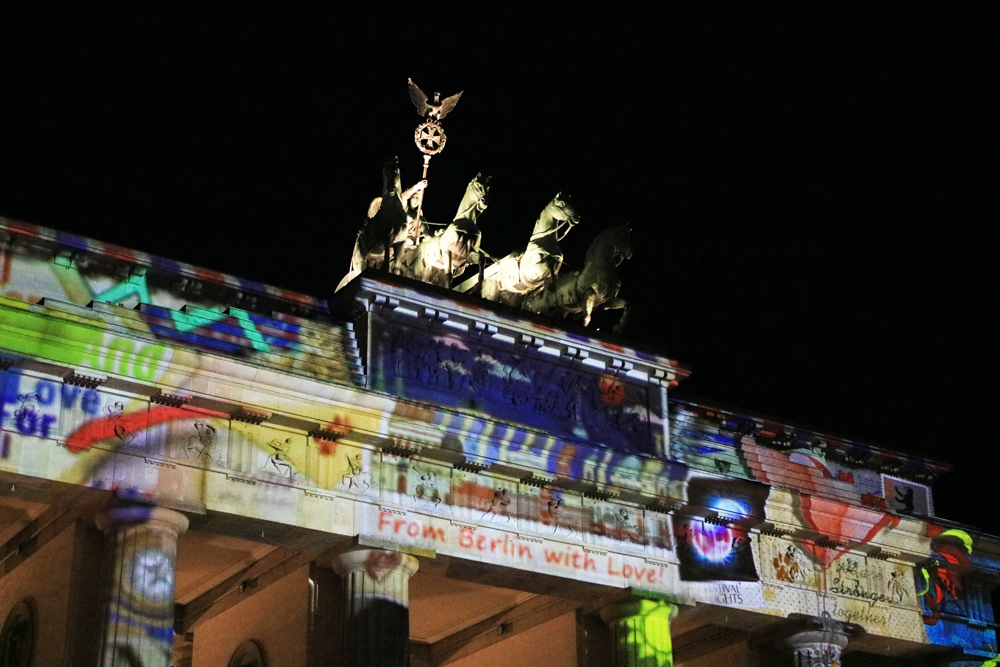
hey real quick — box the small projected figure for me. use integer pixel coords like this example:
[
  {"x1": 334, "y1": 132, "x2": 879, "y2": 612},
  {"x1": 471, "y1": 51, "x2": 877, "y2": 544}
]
[
  {"x1": 482, "y1": 488, "x2": 512, "y2": 521},
  {"x1": 540, "y1": 491, "x2": 576, "y2": 536},
  {"x1": 186, "y1": 422, "x2": 218, "y2": 465},
  {"x1": 413, "y1": 465, "x2": 440, "y2": 506},
  {"x1": 105, "y1": 401, "x2": 133, "y2": 446},
  {"x1": 342, "y1": 453, "x2": 371, "y2": 493},
  {"x1": 894, "y1": 486, "x2": 915, "y2": 512},
  {"x1": 12, "y1": 392, "x2": 42, "y2": 435},
  {"x1": 888, "y1": 570, "x2": 909, "y2": 602},
  {"x1": 13, "y1": 392, "x2": 39, "y2": 420},
  {"x1": 773, "y1": 545, "x2": 803, "y2": 583},
  {"x1": 611, "y1": 507, "x2": 644, "y2": 544},
  {"x1": 265, "y1": 438, "x2": 295, "y2": 480}
]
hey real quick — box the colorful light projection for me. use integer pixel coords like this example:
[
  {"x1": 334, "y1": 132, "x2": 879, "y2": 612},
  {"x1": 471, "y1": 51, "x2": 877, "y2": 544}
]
[
  {"x1": 96, "y1": 506, "x2": 187, "y2": 667},
  {"x1": 601, "y1": 599, "x2": 677, "y2": 667},
  {"x1": 0, "y1": 224, "x2": 359, "y2": 385},
  {"x1": 916, "y1": 527, "x2": 998, "y2": 656},
  {"x1": 3, "y1": 219, "x2": 995, "y2": 653},
  {"x1": 673, "y1": 478, "x2": 766, "y2": 582},
  {"x1": 369, "y1": 315, "x2": 662, "y2": 455},
  {"x1": 670, "y1": 400, "x2": 944, "y2": 515}
]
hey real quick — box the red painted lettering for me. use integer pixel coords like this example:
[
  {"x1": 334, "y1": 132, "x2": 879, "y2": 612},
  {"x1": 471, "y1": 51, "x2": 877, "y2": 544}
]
[
  {"x1": 544, "y1": 550, "x2": 565, "y2": 564},
  {"x1": 518, "y1": 545, "x2": 532, "y2": 559},
  {"x1": 459, "y1": 528, "x2": 474, "y2": 548},
  {"x1": 378, "y1": 512, "x2": 393, "y2": 532},
  {"x1": 394, "y1": 518, "x2": 406, "y2": 534},
  {"x1": 608, "y1": 558, "x2": 622, "y2": 576},
  {"x1": 407, "y1": 522, "x2": 420, "y2": 537},
  {"x1": 422, "y1": 526, "x2": 445, "y2": 542},
  {"x1": 476, "y1": 535, "x2": 487, "y2": 550}
]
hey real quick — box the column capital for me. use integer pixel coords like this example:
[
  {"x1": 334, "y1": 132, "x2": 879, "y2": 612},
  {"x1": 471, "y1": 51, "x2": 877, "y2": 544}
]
[
  {"x1": 95, "y1": 505, "x2": 189, "y2": 535},
  {"x1": 783, "y1": 612, "x2": 864, "y2": 667},
  {"x1": 599, "y1": 597, "x2": 679, "y2": 627},
  {"x1": 333, "y1": 548, "x2": 419, "y2": 667},
  {"x1": 331, "y1": 547, "x2": 419, "y2": 581}
]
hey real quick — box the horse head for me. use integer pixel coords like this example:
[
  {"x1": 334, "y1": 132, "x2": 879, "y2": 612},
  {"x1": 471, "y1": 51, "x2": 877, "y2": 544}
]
[
  {"x1": 587, "y1": 225, "x2": 633, "y2": 267},
  {"x1": 536, "y1": 192, "x2": 580, "y2": 240},
  {"x1": 381, "y1": 156, "x2": 402, "y2": 197},
  {"x1": 455, "y1": 173, "x2": 491, "y2": 222}
]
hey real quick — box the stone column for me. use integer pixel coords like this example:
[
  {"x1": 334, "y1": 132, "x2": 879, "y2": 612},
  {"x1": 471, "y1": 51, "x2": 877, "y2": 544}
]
[
  {"x1": 332, "y1": 548, "x2": 420, "y2": 667},
  {"x1": 599, "y1": 598, "x2": 679, "y2": 667},
  {"x1": 784, "y1": 613, "x2": 862, "y2": 667},
  {"x1": 95, "y1": 505, "x2": 189, "y2": 667}
]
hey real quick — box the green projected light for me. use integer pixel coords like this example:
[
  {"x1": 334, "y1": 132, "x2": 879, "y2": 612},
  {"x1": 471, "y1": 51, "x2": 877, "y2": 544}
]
[{"x1": 601, "y1": 599, "x2": 677, "y2": 667}]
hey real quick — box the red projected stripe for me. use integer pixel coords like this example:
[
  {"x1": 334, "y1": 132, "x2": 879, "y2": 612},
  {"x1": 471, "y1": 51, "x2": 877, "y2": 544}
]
[{"x1": 65, "y1": 405, "x2": 196, "y2": 453}]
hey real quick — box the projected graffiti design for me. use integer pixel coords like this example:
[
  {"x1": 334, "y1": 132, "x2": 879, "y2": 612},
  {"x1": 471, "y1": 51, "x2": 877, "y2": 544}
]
[
  {"x1": 371, "y1": 319, "x2": 657, "y2": 454},
  {"x1": 0, "y1": 226, "x2": 358, "y2": 386},
  {"x1": 99, "y1": 507, "x2": 184, "y2": 667},
  {"x1": 3, "y1": 220, "x2": 995, "y2": 654},
  {"x1": 918, "y1": 528, "x2": 972, "y2": 625},
  {"x1": 673, "y1": 478, "x2": 766, "y2": 582},
  {"x1": 916, "y1": 527, "x2": 998, "y2": 655}
]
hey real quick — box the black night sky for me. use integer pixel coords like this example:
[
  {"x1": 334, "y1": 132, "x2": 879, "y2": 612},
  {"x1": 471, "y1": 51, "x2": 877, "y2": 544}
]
[{"x1": 1, "y1": 8, "x2": 996, "y2": 532}]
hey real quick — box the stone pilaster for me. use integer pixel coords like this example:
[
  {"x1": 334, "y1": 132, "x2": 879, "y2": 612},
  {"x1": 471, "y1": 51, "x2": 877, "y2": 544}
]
[
  {"x1": 599, "y1": 598, "x2": 679, "y2": 667},
  {"x1": 95, "y1": 505, "x2": 189, "y2": 667},
  {"x1": 332, "y1": 548, "x2": 420, "y2": 667},
  {"x1": 783, "y1": 613, "x2": 863, "y2": 667}
]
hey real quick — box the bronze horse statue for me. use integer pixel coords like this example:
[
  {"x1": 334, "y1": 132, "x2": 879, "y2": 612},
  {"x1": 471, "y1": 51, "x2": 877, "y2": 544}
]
[
  {"x1": 481, "y1": 193, "x2": 580, "y2": 308},
  {"x1": 336, "y1": 157, "x2": 425, "y2": 292},
  {"x1": 522, "y1": 225, "x2": 632, "y2": 334},
  {"x1": 396, "y1": 173, "x2": 490, "y2": 287}
]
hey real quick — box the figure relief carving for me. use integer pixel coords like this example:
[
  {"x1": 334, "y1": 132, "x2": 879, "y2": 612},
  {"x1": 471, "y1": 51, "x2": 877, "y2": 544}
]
[{"x1": 386, "y1": 326, "x2": 650, "y2": 443}]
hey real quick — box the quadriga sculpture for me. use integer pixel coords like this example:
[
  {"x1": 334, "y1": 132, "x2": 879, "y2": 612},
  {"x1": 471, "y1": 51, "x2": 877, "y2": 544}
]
[
  {"x1": 336, "y1": 157, "x2": 425, "y2": 292},
  {"x1": 396, "y1": 173, "x2": 490, "y2": 287},
  {"x1": 522, "y1": 225, "x2": 632, "y2": 335},
  {"x1": 481, "y1": 193, "x2": 580, "y2": 308}
]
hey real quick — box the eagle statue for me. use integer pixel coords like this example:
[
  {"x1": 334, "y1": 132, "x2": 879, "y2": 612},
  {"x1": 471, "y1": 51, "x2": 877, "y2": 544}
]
[{"x1": 408, "y1": 79, "x2": 463, "y2": 121}]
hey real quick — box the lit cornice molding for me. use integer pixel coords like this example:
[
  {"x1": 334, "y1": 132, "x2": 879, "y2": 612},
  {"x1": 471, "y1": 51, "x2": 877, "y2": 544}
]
[{"x1": 339, "y1": 271, "x2": 691, "y2": 389}]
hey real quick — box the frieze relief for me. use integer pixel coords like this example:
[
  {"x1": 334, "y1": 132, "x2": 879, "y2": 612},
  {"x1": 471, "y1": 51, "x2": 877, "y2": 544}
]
[
  {"x1": 758, "y1": 535, "x2": 918, "y2": 611},
  {"x1": 584, "y1": 495, "x2": 647, "y2": 553},
  {"x1": 372, "y1": 318, "x2": 656, "y2": 454},
  {"x1": 518, "y1": 485, "x2": 585, "y2": 538}
]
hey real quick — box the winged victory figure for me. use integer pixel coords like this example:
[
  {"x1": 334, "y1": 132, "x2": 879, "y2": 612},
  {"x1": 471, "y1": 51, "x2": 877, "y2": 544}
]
[{"x1": 408, "y1": 78, "x2": 463, "y2": 121}]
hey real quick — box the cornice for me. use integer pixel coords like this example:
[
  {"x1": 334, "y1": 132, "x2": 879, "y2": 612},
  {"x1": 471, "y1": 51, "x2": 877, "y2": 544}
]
[{"x1": 342, "y1": 273, "x2": 690, "y2": 388}]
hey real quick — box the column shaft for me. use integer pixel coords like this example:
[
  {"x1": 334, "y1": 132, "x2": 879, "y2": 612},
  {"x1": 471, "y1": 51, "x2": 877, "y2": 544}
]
[
  {"x1": 599, "y1": 599, "x2": 678, "y2": 667},
  {"x1": 333, "y1": 548, "x2": 419, "y2": 667},
  {"x1": 95, "y1": 506, "x2": 188, "y2": 667}
]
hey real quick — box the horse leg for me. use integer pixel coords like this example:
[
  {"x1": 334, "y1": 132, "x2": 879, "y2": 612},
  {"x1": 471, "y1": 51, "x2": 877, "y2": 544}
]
[
  {"x1": 381, "y1": 230, "x2": 392, "y2": 271},
  {"x1": 600, "y1": 297, "x2": 631, "y2": 335},
  {"x1": 336, "y1": 241, "x2": 364, "y2": 292},
  {"x1": 582, "y1": 292, "x2": 598, "y2": 327},
  {"x1": 390, "y1": 240, "x2": 407, "y2": 274}
]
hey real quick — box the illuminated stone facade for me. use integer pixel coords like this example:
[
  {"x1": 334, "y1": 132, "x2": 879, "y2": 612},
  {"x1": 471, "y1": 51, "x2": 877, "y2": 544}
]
[{"x1": 1, "y1": 216, "x2": 998, "y2": 666}]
